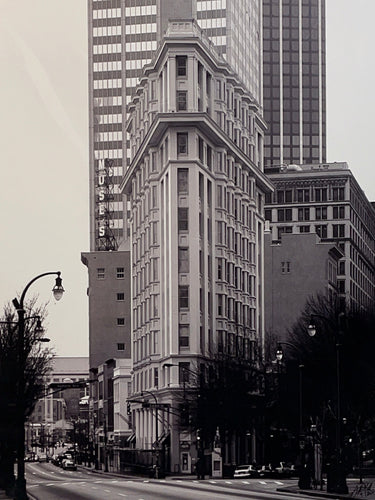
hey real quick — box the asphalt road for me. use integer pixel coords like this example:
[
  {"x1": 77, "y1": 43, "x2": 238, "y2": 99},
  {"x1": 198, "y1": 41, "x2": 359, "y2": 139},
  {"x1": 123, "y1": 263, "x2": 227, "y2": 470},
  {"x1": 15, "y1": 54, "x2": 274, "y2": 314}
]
[{"x1": 26, "y1": 463, "x2": 313, "y2": 500}]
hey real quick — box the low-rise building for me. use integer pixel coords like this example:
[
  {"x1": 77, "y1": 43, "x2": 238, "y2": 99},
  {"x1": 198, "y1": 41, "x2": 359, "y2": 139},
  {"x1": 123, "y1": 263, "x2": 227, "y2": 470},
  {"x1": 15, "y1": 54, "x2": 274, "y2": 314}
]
[
  {"x1": 265, "y1": 162, "x2": 375, "y2": 312},
  {"x1": 264, "y1": 229, "x2": 343, "y2": 340}
]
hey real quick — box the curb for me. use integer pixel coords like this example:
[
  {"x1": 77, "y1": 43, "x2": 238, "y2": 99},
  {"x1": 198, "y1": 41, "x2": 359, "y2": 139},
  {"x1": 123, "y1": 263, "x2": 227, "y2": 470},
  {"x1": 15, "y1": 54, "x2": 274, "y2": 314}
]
[{"x1": 277, "y1": 486, "x2": 357, "y2": 500}]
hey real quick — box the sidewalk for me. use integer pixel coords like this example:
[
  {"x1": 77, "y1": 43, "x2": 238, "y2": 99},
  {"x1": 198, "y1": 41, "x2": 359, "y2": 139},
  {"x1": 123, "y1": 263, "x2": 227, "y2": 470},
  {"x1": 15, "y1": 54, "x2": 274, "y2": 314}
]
[{"x1": 277, "y1": 478, "x2": 375, "y2": 499}]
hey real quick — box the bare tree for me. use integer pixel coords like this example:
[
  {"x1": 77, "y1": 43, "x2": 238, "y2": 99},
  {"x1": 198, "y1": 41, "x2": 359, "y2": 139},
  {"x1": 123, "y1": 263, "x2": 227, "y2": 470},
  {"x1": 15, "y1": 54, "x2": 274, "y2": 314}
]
[{"x1": 0, "y1": 299, "x2": 54, "y2": 493}]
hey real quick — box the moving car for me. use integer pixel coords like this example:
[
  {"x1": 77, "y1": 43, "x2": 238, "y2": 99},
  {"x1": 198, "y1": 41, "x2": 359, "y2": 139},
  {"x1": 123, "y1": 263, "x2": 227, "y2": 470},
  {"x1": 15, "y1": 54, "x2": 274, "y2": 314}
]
[
  {"x1": 62, "y1": 459, "x2": 77, "y2": 471},
  {"x1": 233, "y1": 464, "x2": 259, "y2": 479}
]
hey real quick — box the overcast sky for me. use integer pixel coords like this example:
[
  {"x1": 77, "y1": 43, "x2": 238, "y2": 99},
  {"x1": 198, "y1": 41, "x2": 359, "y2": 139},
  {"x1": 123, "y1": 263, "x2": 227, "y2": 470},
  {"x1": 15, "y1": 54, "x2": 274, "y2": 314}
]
[{"x1": 0, "y1": 1, "x2": 374, "y2": 358}]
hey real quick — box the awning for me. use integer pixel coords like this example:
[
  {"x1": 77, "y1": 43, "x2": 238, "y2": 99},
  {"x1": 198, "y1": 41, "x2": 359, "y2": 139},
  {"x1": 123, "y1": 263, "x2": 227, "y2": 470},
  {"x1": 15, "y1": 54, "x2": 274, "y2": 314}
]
[
  {"x1": 158, "y1": 432, "x2": 170, "y2": 446},
  {"x1": 127, "y1": 433, "x2": 136, "y2": 443}
]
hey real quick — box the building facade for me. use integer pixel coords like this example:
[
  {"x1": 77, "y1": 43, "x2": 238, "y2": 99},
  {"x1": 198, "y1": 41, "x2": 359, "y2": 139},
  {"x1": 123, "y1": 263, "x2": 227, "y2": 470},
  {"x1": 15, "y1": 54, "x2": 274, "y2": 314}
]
[
  {"x1": 264, "y1": 230, "x2": 343, "y2": 340},
  {"x1": 81, "y1": 248, "x2": 131, "y2": 369},
  {"x1": 263, "y1": 0, "x2": 326, "y2": 169},
  {"x1": 264, "y1": 162, "x2": 375, "y2": 312},
  {"x1": 120, "y1": 19, "x2": 272, "y2": 472}
]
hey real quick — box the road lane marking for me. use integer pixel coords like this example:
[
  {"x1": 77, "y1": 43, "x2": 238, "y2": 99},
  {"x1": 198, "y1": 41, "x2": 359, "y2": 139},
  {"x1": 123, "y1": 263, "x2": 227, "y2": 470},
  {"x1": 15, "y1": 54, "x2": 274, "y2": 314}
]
[
  {"x1": 225, "y1": 481, "x2": 232, "y2": 484},
  {"x1": 274, "y1": 481, "x2": 283, "y2": 485},
  {"x1": 118, "y1": 494, "x2": 128, "y2": 497},
  {"x1": 241, "y1": 481, "x2": 249, "y2": 484}
]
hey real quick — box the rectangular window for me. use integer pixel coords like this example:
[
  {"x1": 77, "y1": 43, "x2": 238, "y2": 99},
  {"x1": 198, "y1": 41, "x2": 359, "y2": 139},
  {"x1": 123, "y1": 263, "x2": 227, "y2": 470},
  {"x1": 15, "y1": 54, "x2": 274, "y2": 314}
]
[
  {"x1": 179, "y1": 362, "x2": 190, "y2": 384},
  {"x1": 176, "y1": 56, "x2": 187, "y2": 76},
  {"x1": 315, "y1": 188, "x2": 327, "y2": 202},
  {"x1": 332, "y1": 224, "x2": 345, "y2": 238},
  {"x1": 177, "y1": 91, "x2": 187, "y2": 111},
  {"x1": 316, "y1": 207, "x2": 327, "y2": 220},
  {"x1": 315, "y1": 225, "x2": 328, "y2": 238},
  {"x1": 154, "y1": 368, "x2": 159, "y2": 388},
  {"x1": 116, "y1": 293, "x2": 125, "y2": 301},
  {"x1": 179, "y1": 325, "x2": 189, "y2": 348},
  {"x1": 333, "y1": 206, "x2": 345, "y2": 219},
  {"x1": 97, "y1": 268, "x2": 105, "y2": 279},
  {"x1": 178, "y1": 247, "x2": 189, "y2": 272},
  {"x1": 116, "y1": 267, "x2": 125, "y2": 279},
  {"x1": 217, "y1": 259, "x2": 223, "y2": 280},
  {"x1": 339, "y1": 261, "x2": 345, "y2": 275},
  {"x1": 265, "y1": 209, "x2": 272, "y2": 221},
  {"x1": 177, "y1": 133, "x2": 188, "y2": 154},
  {"x1": 117, "y1": 343, "x2": 125, "y2": 351},
  {"x1": 298, "y1": 207, "x2": 310, "y2": 221},
  {"x1": 297, "y1": 188, "x2": 310, "y2": 202},
  {"x1": 178, "y1": 285, "x2": 189, "y2": 309},
  {"x1": 277, "y1": 190, "x2": 284, "y2": 203},
  {"x1": 117, "y1": 318, "x2": 125, "y2": 326},
  {"x1": 338, "y1": 280, "x2": 345, "y2": 293},
  {"x1": 178, "y1": 168, "x2": 189, "y2": 193},
  {"x1": 207, "y1": 145, "x2": 212, "y2": 169},
  {"x1": 299, "y1": 225, "x2": 310, "y2": 233},
  {"x1": 178, "y1": 207, "x2": 189, "y2": 231},
  {"x1": 277, "y1": 208, "x2": 292, "y2": 222},
  {"x1": 281, "y1": 261, "x2": 291, "y2": 274},
  {"x1": 332, "y1": 187, "x2": 345, "y2": 201},
  {"x1": 198, "y1": 137, "x2": 204, "y2": 162},
  {"x1": 217, "y1": 295, "x2": 223, "y2": 316}
]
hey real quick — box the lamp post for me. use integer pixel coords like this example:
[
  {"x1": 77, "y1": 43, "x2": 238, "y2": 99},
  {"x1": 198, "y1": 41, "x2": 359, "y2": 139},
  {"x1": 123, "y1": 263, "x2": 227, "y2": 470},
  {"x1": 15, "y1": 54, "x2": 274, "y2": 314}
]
[
  {"x1": 13, "y1": 272, "x2": 64, "y2": 500},
  {"x1": 307, "y1": 312, "x2": 348, "y2": 495},
  {"x1": 276, "y1": 342, "x2": 308, "y2": 489},
  {"x1": 141, "y1": 390, "x2": 159, "y2": 479}
]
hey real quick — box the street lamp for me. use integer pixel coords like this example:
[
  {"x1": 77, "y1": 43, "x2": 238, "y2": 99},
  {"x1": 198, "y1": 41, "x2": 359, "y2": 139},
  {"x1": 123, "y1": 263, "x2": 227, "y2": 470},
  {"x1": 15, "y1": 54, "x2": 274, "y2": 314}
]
[
  {"x1": 307, "y1": 312, "x2": 348, "y2": 495},
  {"x1": 276, "y1": 342, "x2": 308, "y2": 489},
  {"x1": 13, "y1": 271, "x2": 64, "y2": 500}
]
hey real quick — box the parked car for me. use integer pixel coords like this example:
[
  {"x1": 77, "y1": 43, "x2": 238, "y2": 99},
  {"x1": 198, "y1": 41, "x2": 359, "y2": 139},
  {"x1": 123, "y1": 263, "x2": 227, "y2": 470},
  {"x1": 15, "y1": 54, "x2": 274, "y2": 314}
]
[
  {"x1": 274, "y1": 461, "x2": 294, "y2": 478},
  {"x1": 234, "y1": 464, "x2": 259, "y2": 479},
  {"x1": 258, "y1": 464, "x2": 275, "y2": 478},
  {"x1": 62, "y1": 459, "x2": 77, "y2": 471}
]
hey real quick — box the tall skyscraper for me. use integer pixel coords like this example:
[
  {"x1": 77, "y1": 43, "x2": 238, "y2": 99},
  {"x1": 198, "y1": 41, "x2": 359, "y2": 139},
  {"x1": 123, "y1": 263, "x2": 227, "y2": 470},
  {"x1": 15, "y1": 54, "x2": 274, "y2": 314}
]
[
  {"x1": 87, "y1": 0, "x2": 262, "y2": 252},
  {"x1": 262, "y1": 0, "x2": 326, "y2": 169}
]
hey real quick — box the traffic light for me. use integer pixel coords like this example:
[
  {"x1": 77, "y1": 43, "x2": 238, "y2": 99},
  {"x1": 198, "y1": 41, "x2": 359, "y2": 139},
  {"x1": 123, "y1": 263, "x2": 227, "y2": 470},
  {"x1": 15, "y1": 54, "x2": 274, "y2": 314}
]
[
  {"x1": 127, "y1": 402, "x2": 131, "y2": 415},
  {"x1": 180, "y1": 403, "x2": 189, "y2": 426}
]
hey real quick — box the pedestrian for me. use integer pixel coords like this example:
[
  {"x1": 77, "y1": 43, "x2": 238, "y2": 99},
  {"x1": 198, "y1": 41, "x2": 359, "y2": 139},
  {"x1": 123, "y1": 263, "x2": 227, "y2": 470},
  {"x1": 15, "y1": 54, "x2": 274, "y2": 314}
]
[{"x1": 196, "y1": 457, "x2": 205, "y2": 480}]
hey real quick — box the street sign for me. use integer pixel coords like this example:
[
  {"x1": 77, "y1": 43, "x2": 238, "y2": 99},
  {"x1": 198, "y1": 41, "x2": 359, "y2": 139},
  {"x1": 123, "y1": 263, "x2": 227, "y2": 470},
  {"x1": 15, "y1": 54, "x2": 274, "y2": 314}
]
[{"x1": 49, "y1": 381, "x2": 87, "y2": 390}]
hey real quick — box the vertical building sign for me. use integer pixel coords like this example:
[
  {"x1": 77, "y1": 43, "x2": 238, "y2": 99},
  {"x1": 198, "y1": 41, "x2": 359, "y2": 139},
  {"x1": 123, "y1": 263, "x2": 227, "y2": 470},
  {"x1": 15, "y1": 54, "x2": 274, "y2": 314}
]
[{"x1": 95, "y1": 158, "x2": 118, "y2": 251}]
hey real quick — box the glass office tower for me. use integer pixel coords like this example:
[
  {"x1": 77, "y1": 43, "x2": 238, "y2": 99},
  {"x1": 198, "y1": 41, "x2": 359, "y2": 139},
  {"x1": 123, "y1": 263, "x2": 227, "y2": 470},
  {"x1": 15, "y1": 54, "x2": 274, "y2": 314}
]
[{"x1": 262, "y1": 0, "x2": 326, "y2": 169}]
